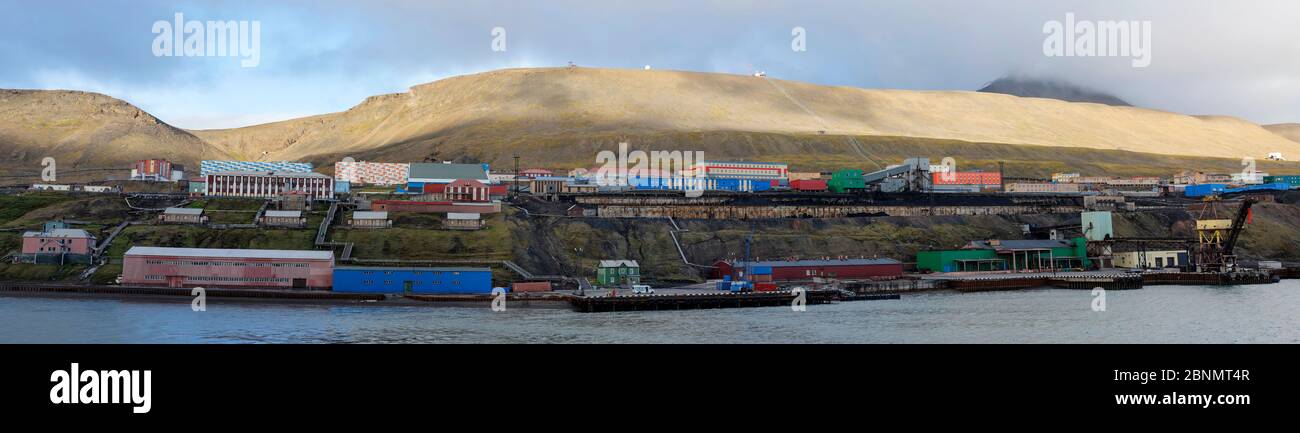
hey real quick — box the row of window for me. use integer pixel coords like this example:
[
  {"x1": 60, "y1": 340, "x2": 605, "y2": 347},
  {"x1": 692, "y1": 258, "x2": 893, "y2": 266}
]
[
  {"x1": 357, "y1": 270, "x2": 461, "y2": 276},
  {"x1": 358, "y1": 279, "x2": 462, "y2": 285},
  {"x1": 142, "y1": 259, "x2": 310, "y2": 268}
]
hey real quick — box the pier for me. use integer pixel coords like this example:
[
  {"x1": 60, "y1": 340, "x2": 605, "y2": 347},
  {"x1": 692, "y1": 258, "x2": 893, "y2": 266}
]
[{"x1": 568, "y1": 289, "x2": 842, "y2": 313}]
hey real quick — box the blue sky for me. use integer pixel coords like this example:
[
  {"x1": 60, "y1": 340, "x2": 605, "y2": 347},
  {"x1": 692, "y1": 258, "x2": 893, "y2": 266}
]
[{"x1": 2, "y1": 0, "x2": 1297, "y2": 129}]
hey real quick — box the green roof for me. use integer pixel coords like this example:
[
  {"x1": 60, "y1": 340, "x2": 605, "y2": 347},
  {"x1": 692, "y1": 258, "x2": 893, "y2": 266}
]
[{"x1": 408, "y1": 163, "x2": 489, "y2": 181}]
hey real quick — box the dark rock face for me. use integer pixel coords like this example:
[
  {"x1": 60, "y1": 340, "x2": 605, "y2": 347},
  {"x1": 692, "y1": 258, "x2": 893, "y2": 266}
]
[{"x1": 978, "y1": 76, "x2": 1132, "y2": 107}]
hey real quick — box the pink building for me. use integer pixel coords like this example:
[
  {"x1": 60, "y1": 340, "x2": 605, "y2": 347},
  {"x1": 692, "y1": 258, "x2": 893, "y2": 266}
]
[
  {"x1": 122, "y1": 247, "x2": 334, "y2": 289},
  {"x1": 445, "y1": 179, "x2": 491, "y2": 202},
  {"x1": 21, "y1": 228, "x2": 96, "y2": 263}
]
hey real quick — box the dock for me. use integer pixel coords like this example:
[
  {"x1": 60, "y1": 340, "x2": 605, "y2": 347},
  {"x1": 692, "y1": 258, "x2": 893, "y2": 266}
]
[{"x1": 568, "y1": 289, "x2": 842, "y2": 313}]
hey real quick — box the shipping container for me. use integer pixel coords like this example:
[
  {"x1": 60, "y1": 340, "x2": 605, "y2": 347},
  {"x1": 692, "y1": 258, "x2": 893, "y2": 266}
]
[
  {"x1": 754, "y1": 283, "x2": 778, "y2": 292},
  {"x1": 1262, "y1": 175, "x2": 1300, "y2": 187}
]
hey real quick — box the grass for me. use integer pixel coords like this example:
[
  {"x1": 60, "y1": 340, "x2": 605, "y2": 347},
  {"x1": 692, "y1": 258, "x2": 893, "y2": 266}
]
[
  {"x1": 0, "y1": 193, "x2": 75, "y2": 226},
  {"x1": 333, "y1": 212, "x2": 512, "y2": 260}
]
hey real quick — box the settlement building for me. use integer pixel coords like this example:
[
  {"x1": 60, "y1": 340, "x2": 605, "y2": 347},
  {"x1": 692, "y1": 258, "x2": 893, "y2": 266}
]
[
  {"x1": 204, "y1": 171, "x2": 335, "y2": 200},
  {"x1": 332, "y1": 266, "x2": 493, "y2": 294},
  {"x1": 159, "y1": 207, "x2": 207, "y2": 224},
  {"x1": 200, "y1": 160, "x2": 313, "y2": 177},
  {"x1": 406, "y1": 163, "x2": 491, "y2": 192},
  {"x1": 333, "y1": 161, "x2": 410, "y2": 185},
  {"x1": 260, "y1": 210, "x2": 306, "y2": 228},
  {"x1": 370, "y1": 200, "x2": 501, "y2": 214},
  {"x1": 444, "y1": 179, "x2": 492, "y2": 202},
  {"x1": 713, "y1": 258, "x2": 903, "y2": 281},
  {"x1": 18, "y1": 226, "x2": 96, "y2": 264},
  {"x1": 121, "y1": 246, "x2": 334, "y2": 289},
  {"x1": 131, "y1": 159, "x2": 186, "y2": 182},
  {"x1": 443, "y1": 212, "x2": 485, "y2": 230},
  {"x1": 596, "y1": 260, "x2": 640, "y2": 287},
  {"x1": 349, "y1": 211, "x2": 391, "y2": 228}
]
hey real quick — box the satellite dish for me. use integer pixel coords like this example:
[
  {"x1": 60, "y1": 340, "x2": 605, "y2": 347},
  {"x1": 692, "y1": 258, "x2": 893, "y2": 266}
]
[{"x1": 644, "y1": 65, "x2": 652, "y2": 70}]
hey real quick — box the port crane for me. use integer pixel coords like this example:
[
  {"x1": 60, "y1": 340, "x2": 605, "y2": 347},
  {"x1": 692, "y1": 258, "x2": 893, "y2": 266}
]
[{"x1": 1193, "y1": 196, "x2": 1257, "y2": 272}]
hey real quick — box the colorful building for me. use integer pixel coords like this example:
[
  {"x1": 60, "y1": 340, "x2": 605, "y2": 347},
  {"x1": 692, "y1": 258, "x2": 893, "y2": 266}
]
[
  {"x1": 713, "y1": 258, "x2": 903, "y2": 281},
  {"x1": 159, "y1": 207, "x2": 207, "y2": 224},
  {"x1": 200, "y1": 160, "x2": 313, "y2": 177},
  {"x1": 1113, "y1": 250, "x2": 1188, "y2": 269},
  {"x1": 917, "y1": 238, "x2": 1090, "y2": 273},
  {"x1": 121, "y1": 246, "x2": 334, "y2": 289},
  {"x1": 332, "y1": 266, "x2": 493, "y2": 294},
  {"x1": 204, "y1": 171, "x2": 335, "y2": 200},
  {"x1": 827, "y1": 169, "x2": 866, "y2": 193},
  {"x1": 19, "y1": 224, "x2": 96, "y2": 264},
  {"x1": 131, "y1": 159, "x2": 185, "y2": 182},
  {"x1": 596, "y1": 260, "x2": 640, "y2": 287},
  {"x1": 687, "y1": 161, "x2": 788, "y2": 181},
  {"x1": 444, "y1": 179, "x2": 491, "y2": 202},
  {"x1": 333, "y1": 161, "x2": 410, "y2": 186},
  {"x1": 406, "y1": 163, "x2": 491, "y2": 192}
]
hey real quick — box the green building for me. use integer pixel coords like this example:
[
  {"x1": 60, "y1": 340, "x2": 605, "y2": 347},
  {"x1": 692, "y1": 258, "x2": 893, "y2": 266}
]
[
  {"x1": 596, "y1": 260, "x2": 640, "y2": 287},
  {"x1": 917, "y1": 238, "x2": 1090, "y2": 273},
  {"x1": 1263, "y1": 175, "x2": 1300, "y2": 187},
  {"x1": 827, "y1": 169, "x2": 866, "y2": 193}
]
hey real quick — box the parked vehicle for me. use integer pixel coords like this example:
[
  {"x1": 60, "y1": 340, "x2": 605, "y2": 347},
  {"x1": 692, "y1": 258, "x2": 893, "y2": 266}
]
[{"x1": 632, "y1": 284, "x2": 655, "y2": 294}]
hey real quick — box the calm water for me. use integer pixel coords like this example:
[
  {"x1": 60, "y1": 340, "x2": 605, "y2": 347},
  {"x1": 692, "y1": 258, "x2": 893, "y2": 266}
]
[{"x1": 1, "y1": 281, "x2": 1297, "y2": 343}]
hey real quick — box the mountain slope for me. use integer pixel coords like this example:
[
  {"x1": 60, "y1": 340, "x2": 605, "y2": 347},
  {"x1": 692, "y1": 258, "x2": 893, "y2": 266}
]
[
  {"x1": 1265, "y1": 123, "x2": 1300, "y2": 144},
  {"x1": 0, "y1": 89, "x2": 228, "y2": 174},
  {"x1": 192, "y1": 67, "x2": 1300, "y2": 168},
  {"x1": 978, "y1": 76, "x2": 1131, "y2": 106}
]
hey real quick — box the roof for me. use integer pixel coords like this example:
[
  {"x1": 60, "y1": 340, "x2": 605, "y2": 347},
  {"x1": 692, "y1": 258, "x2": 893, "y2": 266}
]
[
  {"x1": 207, "y1": 170, "x2": 330, "y2": 178},
  {"x1": 335, "y1": 266, "x2": 491, "y2": 273},
  {"x1": 408, "y1": 163, "x2": 489, "y2": 181},
  {"x1": 731, "y1": 258, "x2": 901, "y2": 268},
  {"x1": 965, "y1": 239, "x2": 1076, "y2": 251},
  {"x1": 599, "y1": 260, "x2": 639, "y2": 268},
  {"x1": 23, "y1": 228, "x2": 95, "y2": 239},
  {"x1": 264, "y1": 210, "x2": 302, "y2": 218},
  {"x1": 352, "y1": 211, "x2": 388, "y2": 219},
  {"x1": 448, "y1": 178, "x2": 488, "y2": 188},
  {"x1": 125, "y1": 246, "x2": 334, "y2": 260},
  {"x1": 447, "y1": 212, "x2": 480, "y2": 220},
  {"x1": 164, "y1": 207, "x2": 203, "y2": 215}
]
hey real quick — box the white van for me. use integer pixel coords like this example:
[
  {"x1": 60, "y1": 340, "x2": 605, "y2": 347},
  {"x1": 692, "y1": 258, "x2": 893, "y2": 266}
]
[{"x1": 631, "y1": 284, "x2": 655, "y2": 294}]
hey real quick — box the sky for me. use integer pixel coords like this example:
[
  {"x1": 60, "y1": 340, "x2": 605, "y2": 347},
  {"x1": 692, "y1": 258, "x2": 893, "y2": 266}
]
[{"x1": 1, "y1": 0, "x2": 1297, "y2": 129}]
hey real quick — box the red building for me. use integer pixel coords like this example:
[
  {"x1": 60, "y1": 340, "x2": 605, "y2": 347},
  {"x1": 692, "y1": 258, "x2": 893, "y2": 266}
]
[
  {"x1": 445, "y1": 179, "x2": 491, "y2": 202},
  {"x1": 122, "y1": 246, "x2": 334, "y2": 289},
  {"x1": 712, "y1": 258, "x2": 903, "y2": 281},
  {"x1": 790, "y1": 179, "x2": 828, "y2": 192},
  {"x1": 931, "y1": 172, "x2": 1002, "y2": 186},
  {"x1": 371, "y1": 200, "x2": 501, "y2": 214}
]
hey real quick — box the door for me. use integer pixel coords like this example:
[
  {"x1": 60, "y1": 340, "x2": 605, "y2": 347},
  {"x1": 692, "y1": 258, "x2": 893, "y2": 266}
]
[
  {"x1": 403, "y1": 281, "x2": 414, "y2": 294},
  {"x1": 292, "y1": 278, "x2": 307, "y2": 288}
]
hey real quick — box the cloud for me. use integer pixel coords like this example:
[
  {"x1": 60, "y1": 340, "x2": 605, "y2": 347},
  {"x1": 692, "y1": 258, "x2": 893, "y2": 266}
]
[{"x1": 1, "y1": 0, "x2": 1297, "y2": 128}]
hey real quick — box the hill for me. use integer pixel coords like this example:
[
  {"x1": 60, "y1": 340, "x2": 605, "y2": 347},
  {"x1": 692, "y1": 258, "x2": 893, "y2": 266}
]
[
  {"x1": 977, "y1": 75, "x2": 1132, "y2": 107},
  {"x1": 0, "y1": 89, "x2": 228, "y2": 178}
]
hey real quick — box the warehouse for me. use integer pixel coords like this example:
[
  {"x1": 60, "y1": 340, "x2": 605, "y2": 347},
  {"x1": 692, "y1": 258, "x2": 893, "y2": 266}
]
[
  {"x1": 205, "y1": 171, "x2": 335, "y2": 200},
  {"x1": 931, "y1": 171, "x2": 1002, "y2": 193},
  {"x1": 121, "y1": 247, "x2": 334, "y2": 289},
  {"x1": 1113, "y1": 250, "x2": 1188, "y2": 269},
  {"x1": 713, "y1": 258, "x2": 903, "y2": 281},
  {"x1": 332, "y1": 266, "x2": 493, "y2": 294},
  {"x1": 406, "y1": 163, "x2": 491, "y2": 192}
]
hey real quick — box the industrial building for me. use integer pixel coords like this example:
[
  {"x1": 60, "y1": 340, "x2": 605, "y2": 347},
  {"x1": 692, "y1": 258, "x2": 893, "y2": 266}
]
[
  {"x1": 121, "y1": 246, "x2": 334, "y2": 289},
  {"x1": 370, "y1": 200, "x2": 501, "y2": 214},
  {"x1": 687, "y1": 161, "x2": 788, "y2": 181},
  {"x1": 204, "y1": 171, "x2": 335, "y2": 200},
  {"x1": 444, "y1": 179, "x2": 492, "y2": 202},
  {"x1": 130, "y1": 159, "x2": 185, "y2": 182},
  {"x1": 827, "y1": 170, "x2": 866, "y2": 193},
  {"x1": 333, "y1": 161, "x2": 409, "y2": 185},
  {"x1": 1113, "y1": 250, "x2": 1188, "y2": 269},
  {"x1": 917, "y1": 238, "x2": 1089, "y2": 273},
  {"x1": 931, "y1": 172, "x2": 1002, "y2": 193},
  {"x1": 200, "y1": 160, "x2": 313, "y2": 177},
  {"x1": 596, "y1": 260, "x2": 640, "y2": 287},
  {"x1": 1004, "y1": 182, "x2": 1082, "y2": 194},
  {"x1": 260, "y1": 210, "x2": 306, "y2": 228},
  {"x1": 18, "y1": 222, "x2": 96, "y2": 264},
  {"x1": 406, "y1": 163, "x2": 491, "y2": 192},
  {"x1": 159, "y1": 207, "x2": 207, "y2": 224},
  {"x1": 349, "y1": 211, "x2": 391, "y2": 228},
  {"x1": 332, "y1": 266, "x2": 492, "y2": 294},
  {"x1": 713, "y1": 258, "x2": 903, "y2": 281}
]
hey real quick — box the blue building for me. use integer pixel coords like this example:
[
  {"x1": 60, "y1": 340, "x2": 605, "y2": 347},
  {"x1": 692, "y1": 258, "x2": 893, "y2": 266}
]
[{"x1": 332, "y1": 266, "x2": 493, "y2": 294}]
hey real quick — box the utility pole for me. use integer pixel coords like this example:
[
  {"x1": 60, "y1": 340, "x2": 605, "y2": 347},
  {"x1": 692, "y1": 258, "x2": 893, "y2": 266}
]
[{"x1": 512, "y1": 155, "x2": 520, "y2": 201}]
